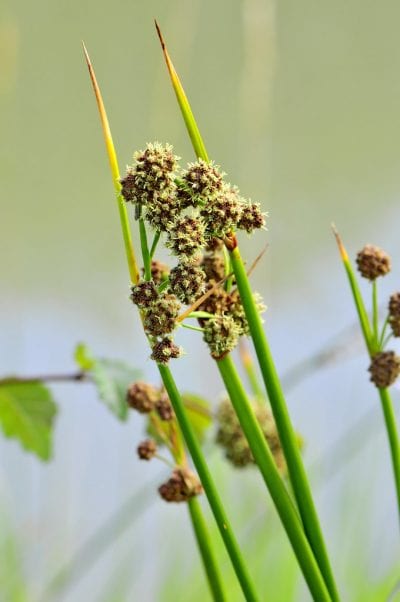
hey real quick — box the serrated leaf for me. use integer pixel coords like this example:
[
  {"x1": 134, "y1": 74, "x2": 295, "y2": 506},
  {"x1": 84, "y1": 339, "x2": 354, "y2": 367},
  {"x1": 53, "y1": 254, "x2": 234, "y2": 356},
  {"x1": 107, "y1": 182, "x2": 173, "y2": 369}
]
[
  {"x1": 0, "y1": 382, "x2": 57, "y2": 461},
  {"x1": 182, "y1": 393, "x2": 212, "y2": 443}
]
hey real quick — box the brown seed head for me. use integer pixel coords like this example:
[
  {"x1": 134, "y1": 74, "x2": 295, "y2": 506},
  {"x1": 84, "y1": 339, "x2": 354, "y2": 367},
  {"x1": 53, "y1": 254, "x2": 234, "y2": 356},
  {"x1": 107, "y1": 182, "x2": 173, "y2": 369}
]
[
  {"x1": 130, "y1": 280, "x2": 159, "y2": 308},
  {"x1": 388, "y1": 292, "x2": 400, "y2": 337},
  {"x1": 158, "y1": 467, "x2": 203, "y2": 503},
  {"x1": 143, "y1": 294, "x2": 181, "y2": 337},
  {"x1": 127, "y1": 382, "x2": 160, "y2": 413},
  {"x1": 356, "y1": 245, "x2": 391, "y2": 280},
  {"x1": 169, "y1": 262, "x2": 206, "y2": 304},
  {"x1": 368, "y1": 351, "x2": 400, "y2": 388},
  {"x1": 137, "y1": 439, "x2": 157, "y2": 460},
  {"x1": 155, "y1": 392, "x2": 174, "y2": 421},
  {"x1": 151, "y1": 337, "x2": 182, "y2": 364}
]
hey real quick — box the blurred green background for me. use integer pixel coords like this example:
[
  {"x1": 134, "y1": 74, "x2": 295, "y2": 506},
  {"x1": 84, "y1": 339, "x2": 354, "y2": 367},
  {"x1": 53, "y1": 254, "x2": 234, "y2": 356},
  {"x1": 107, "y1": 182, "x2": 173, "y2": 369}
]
[{"x1": 1, "y1": 0, "x2": 400, "y2": 600}]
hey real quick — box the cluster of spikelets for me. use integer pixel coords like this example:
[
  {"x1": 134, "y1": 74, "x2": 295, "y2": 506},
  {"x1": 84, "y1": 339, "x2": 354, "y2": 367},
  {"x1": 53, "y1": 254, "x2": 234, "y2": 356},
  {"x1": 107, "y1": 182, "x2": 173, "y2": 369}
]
[
  {"x1": 123, "y1": 143, "x2": 266, "y2": 363},
  {"x1": 356, "y1": 245, "x2": 400, "y2": 388},
  {"x1": 215, "y1": 398, "x2": 292, "y2": 473},
  {"x1": 126, "y1": 381, "x2": 203, "y2": 502}
]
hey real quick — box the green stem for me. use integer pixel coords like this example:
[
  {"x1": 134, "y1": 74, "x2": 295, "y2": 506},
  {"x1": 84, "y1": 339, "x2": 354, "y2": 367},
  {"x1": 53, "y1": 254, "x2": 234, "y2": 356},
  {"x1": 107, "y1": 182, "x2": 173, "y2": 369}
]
[
  {"x1": 217, "y1": 355, "x2": 331, "y2": 602},
  {"x1": 188, "y1": 497, "x2": 227, "y2": 602},
  {"x1": 379, "y1": 315, "x2": 390, "y2": 349},
  {"x1": 157, "y1": 363, "x2": 259, "y2": 602},
  {"x1": 229, "y1": 245, "x2": 339, "y2": 602},
  {"x1": 239, "y1": 341, "x2": 265, "y2": 402},
  {"x1": 379, "y1": 388, "x2": 400, "y2": 524},
  {"x1": 139, "y1": 218, "x2": 151, "y2": 281},
  {"x1": 372, "y1": 281, "x2": 379, "y2": 351},
  {"x1": 181, "y1": 323, "x2": 204, "y2": 333},
  {"x1": 342, "y1": 255, "x2": 374, "y2": 354},
  {"x1": 150, "y1": 230, "x2": 161, "y2": 258}
]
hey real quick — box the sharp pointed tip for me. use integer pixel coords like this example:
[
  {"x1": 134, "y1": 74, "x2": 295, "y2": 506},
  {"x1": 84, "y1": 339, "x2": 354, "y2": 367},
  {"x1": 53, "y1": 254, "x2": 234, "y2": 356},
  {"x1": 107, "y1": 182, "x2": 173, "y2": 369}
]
[
  {"x1": 331, "y1": 223, "x2": 348, "y2": 260},
  {"x1": 154, "y1": 19, "x2": 165, "y2": 49},
  {"x1": 82, "y1": 41, "x2": 91, "y2": 65}
]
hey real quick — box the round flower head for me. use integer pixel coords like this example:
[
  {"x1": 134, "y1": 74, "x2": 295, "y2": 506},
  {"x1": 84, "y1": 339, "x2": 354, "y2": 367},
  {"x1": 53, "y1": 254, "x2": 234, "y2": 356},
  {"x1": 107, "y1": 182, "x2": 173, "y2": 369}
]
[
  {"x1": 166, "y1": 215, "x2": 206, "y2": 259},
  {"x1": 356, "y1": 245, "x2": 391, "y2": 280},
  {"x1": 120, "y1": 142, "x2": 178, "y2": 207},
  {"x1": 201, "y1": 184, "x2": 243, "y2": 238},
  {"x1": 368, "y1": 351, "x2": 400, "y2": 388},
  {"x1": 130, "y1": 280, "x2": 158, "y2": 308},
  {"x1": 237, "y1": 201, "x2": 266, "y2": 233},
  {"x1": 388, "y1": 292, "x2": 400, "y2": 337},
  {"x1": 143, "y1": 294, "x2": 181, "y2": 337},
  {"x1": 182, "y1": 159, "x2": 224, "y2": 205},
  {"x1": 145, "y1": 189, "x2": 181, "y2": 232},
  {"x1": 151, "y1": 337, "x2": 182, "y2": 364},
  {"x1": 137, "y1": 439, "x2": 157, "y2": 460},
  {"x1": 158, "y1": 467, "x2": 202, "y2": 503},
  {"x1": 203, "y1": 314, "x2": 242, "y2": 359},
  {"x1": 169, "y1": 263, "x2": 206, "y2": 304},
  {"x1": 126, "y1": 381, "x2": 160, "y2": 413}
]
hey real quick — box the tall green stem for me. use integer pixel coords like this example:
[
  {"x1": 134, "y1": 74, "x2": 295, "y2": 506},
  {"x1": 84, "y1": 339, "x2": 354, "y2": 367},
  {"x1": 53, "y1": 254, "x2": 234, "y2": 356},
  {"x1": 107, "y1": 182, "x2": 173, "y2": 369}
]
[
  {"x1": 229, "y1": 245, "x2": 339, "y2": 602},
  {"x1": 157, "y1": 363, "x2": 259, "y2": 602},
  {"x1": 217, "y1": 355, "x2": 331, "y2": 601},
  {"x1": 139, "y1": 217, "x2": 151, "y2": 281},
  {"x1": 379, "y1": 389, "x2": 400, "y2": 523},
  {"x1": 372, "y1": 281, "x2": 379, "y2": 351},
  {"x1": 188, "y1": 497, "x2": 227, "y2": 602}
]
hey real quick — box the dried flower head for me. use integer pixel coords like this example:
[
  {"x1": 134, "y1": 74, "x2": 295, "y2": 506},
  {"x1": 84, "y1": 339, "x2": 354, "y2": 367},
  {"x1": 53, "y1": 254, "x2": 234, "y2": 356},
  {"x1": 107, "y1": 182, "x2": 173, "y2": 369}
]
[
  {"x1": 166, "y1": 215, "x2": 206, "y2": 258},
  {"x1": 151, "y1": 337, "x2": 182, "y2": 364},
  {"x1": 145, "y1": 189, "x2": 181, "y2": 232},
  {"x1": 182, "y1": 159, "x2": 224, "y2": 204},
  {"x1": 201, "y1": 184, "x2": 243, "y2": 238},
  {"x1": 169, "y1": 263, "x2": 206, "y2": 304},
  {"x1": 137, "y1": 439, "x2": 157, "y2": 460},
  {"x1": 216, "y1": 398, "x2": 287, "y2": 473},
  {"x1": 388, "y1": 292, "x2": 400, "y2": 337},
  {"x1": 356, "y1": 245, "x2": 391, "y2": 280},
  {"x1": 127, "y1": 382, "x2": 160, "y2": 413},
  {"x1": 203, "y1": 314, "x2": 242, "y2": 359},
  {"x1": 155, "y1": 392, "x2": 174, "y2": 421},
  {"x1": 368, "y1": 351, "x2": 400, "y2": 388},
  {"x1": 143, "y1": 294, "x2": 181, "y2": 337},
  {"x1": 130, "y1": 280, "x2": 159, "y2": 308},
  {"x1": 237, "y1": 202, "x2": 266, "y2": 233},
  {"x1": 158, "y1": 467, "x2": 203, "y2": 503}
]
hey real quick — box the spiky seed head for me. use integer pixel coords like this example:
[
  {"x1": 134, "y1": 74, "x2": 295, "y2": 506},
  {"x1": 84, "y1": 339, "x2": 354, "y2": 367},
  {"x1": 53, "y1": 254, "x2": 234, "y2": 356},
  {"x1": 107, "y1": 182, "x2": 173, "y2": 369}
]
[
  {"x1": 203, "y1": 315, "x2": 241, "y2": 359},
  {"x1": 201, "y1": 253, "x2": 226, "y2": 282},
  {"x1": 237, "y1": 202, "x2": 266, "y2": 233},
  {"x1": 201, "y1": 184, "x2": 243, "y2": 238},
  {"x1": 169, "y1": 263, "x2": 206, "y2": 304},
  {"x1": 368, "y1": 351, "x2": 400, "y2": 388},
  {"x1": 130, "y1": 280, "x2": 159, "y2": 308},
  {"x1": 143, "y1": 294, "x2": 181, "y2": 337},
  {"x1": 388, "y1": 292, "x2": 400, "y2": 337},
  {"x1": 142, "y1": 259, "x2": 170, "y2": 285},
  {"x1": 225, "y1": 290, "x2": 266, "y2": 336},
  {"x1": 182, "y1": 159, "x2": 224, "y2": 204},
  {"x1": 155, "y1": 391, "x2": 174, "y2": 421},
  {"x1": 137, "y1": 439, "x2": 157, "y2": 460},
  {"x1": 144, "y1": 189, "x2": 181, "y2": 231},
  {"x1": 158, "y1": 467, "x2": 203, "y2": 503},
  {"x1": 150, "y1": 337, "x2": 182, "y2": 364},
  {"x1": 119, "y1": 170, "x2": 136, "y2": 202},
  {"x1": 127, "y1": 382, "x2": 160, "y2": 413},
  {"x1": 166, "y1": 215, "x2": 206, "y2": 258},
  {"x1": 356, "y1": 245, "x2": 391, "y2": 280}
]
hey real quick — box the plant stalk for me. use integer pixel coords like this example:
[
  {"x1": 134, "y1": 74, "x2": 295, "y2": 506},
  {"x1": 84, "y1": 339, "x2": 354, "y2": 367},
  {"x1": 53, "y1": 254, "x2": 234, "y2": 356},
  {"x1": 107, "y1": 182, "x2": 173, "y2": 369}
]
[
  {"x1": 217, "y1": 354, "x2": 331, "y2": 601},
  {"x1": 188, "y1": 497, "x2": 227, "y2": 602},
  {"x1": 229, "y1": 245, "x2": 339, "y2": 602},
  {"x1": 158, "y1": 363, "x2": 259, "y2": 602},
  {"x1": 379, "y1": 388, "x2": 400, "y2": 523}
]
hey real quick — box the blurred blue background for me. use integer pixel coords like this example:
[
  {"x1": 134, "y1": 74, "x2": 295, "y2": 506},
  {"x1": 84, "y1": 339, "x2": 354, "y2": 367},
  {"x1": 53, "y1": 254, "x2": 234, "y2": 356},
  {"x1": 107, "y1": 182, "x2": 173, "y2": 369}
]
[{"x1": 1, "y1": 0, "x2": 400, "y2": 600}]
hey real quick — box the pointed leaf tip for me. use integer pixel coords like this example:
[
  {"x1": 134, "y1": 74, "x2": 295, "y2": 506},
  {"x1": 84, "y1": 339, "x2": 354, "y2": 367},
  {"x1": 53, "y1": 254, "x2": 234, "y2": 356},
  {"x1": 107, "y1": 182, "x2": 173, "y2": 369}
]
[{"x1": 331, "y1": 223, "x2": 348, "y2": 261}]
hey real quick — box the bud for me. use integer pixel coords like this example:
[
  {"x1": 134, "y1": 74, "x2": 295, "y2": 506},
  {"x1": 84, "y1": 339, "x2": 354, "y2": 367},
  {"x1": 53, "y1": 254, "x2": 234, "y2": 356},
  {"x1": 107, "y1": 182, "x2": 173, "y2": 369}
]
[
  {"x1": 158, "y1": 467, "x2": 203, "y2": 503},
  {"x1": 126, "y1": 382, "x2": 159, "y2": 413},
  {"x1": 150, "y1": 337, "x2": 182, "y2": 364},
  {"x1": 137, "y1": 439, "x2": 157, "y2": 460},
  {"x1": 356, "y1": 245, "x2": 391, "y2": 280},
  {"x1": 368, "y1": 351, "x2": 400, "y2": 388}
]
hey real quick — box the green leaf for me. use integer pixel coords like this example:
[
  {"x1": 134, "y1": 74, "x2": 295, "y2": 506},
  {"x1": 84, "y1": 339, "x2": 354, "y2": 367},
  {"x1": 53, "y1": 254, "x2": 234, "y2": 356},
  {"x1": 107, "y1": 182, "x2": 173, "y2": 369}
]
[
  {"x1": 182, "y1": 393, "x2": 212, "y2": 443},
  {"x1": 74, "y1": 343, "x2": 140, "y2": 421},
  {"x1": 0, "y1": 382, "x2": 57, "y2": 461}
]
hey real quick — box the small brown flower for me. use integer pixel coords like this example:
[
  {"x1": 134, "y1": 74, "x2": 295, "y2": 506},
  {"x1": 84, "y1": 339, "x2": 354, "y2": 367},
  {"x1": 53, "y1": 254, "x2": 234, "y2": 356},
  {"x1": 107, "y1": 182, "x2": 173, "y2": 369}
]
[
  {"x1": 203, "y1": 315, "x2": 241, "y2": 359},
  {"x1": 356, "y1": 245, "x2": 391, "y2": 280},
  {"x1": 137, "y1": 439, "x2": 157, "y2": 460},
  {"x1": 156, "y1": 392, "x2": 174, "y2": 421},
  {"x1": 143, "y1": 294, "x2": 181, "y2": 337},
  {"x1": 237, "y1": 202, "x2": 266, "y2": 233},
  {"x1": 151, "y1": 337, "x2": 182, "y2": 364},
  {"x1": 389, "y1": 292, "x2": 400, "y2": 337},
  {"x1": 126, "y1": 382, "x2": 160, "y2": 413},
  {"x1": 158, "y1": 467, "x2": 203, "y2": 503},
  {"x1": 368, "y1": 351, "x2": 400, "y2": 388},
  {"x1": 169, "y1": 263, "x2": 206, "y2": 304},
  {"x1": 130, "y1": 280, "x2": 158, "y2": 308},
  {"x1": 166, "y1": 215, "x2": 206, "y2": 258}
]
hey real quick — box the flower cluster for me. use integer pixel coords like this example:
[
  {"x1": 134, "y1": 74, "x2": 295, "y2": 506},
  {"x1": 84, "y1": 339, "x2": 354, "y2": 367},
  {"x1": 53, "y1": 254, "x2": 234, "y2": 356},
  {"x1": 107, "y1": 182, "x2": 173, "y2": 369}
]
[
  {"x1": 356, "y1": 245, "x2": 391, "y2": 281},
  {"x1": 215, "y1": 397, "x2": 290, "y2": 474}
]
